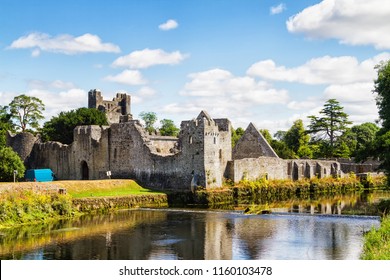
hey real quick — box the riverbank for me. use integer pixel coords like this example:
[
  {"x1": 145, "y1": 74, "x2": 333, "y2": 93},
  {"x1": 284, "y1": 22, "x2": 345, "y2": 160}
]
[
  {"x1": 361, "y1": 199, "x2": 390, "y2": 260},
  {"x1": 0, "y1": 175, "x2": 388, "y2": 228},
  {"x1": 0, "y1": 180, "x2": 168, "y2": 228}
]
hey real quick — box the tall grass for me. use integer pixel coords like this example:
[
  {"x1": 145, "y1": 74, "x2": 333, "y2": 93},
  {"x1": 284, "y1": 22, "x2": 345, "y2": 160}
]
[
  {"x1": 361, "y1": 215, "x2": 390, "y2": 260},
  {"x1": 0, "y1": 189, "x2": 79, "y2": 228}
]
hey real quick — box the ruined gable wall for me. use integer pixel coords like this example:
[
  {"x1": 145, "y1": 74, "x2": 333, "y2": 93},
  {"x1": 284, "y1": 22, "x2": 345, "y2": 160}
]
[{"x1": 233, "y1": 123, "x2": 278, "y2": 160}]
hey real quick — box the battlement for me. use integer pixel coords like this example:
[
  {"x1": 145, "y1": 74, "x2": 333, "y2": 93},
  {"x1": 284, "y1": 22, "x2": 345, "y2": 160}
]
[{"x1": 88, "y1": 89, "x2": 132, "y2": 124}]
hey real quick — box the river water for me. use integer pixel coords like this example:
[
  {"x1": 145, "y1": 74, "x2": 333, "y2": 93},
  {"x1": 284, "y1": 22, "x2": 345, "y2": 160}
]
[{"x1": 1, "y1": 190, "x2": 387, "y2": 260}]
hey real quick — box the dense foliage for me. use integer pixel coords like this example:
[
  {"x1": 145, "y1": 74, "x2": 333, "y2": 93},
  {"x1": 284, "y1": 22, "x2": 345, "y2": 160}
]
[
  {"x1": 0, "y1": 105, "x2": 13, "y2": 147},
  {"x1": 159, "y1": 119, "x2": 180, "y2": 136},
  {"x1": 0, "y1": 146, "x2": 26, "y2": 182},
  {"x1": 41, "y1": 108, "x2": 108, "y2": 144},
  {"x1": 373, "y1": 61, "x2": 390, "y2": 176}
]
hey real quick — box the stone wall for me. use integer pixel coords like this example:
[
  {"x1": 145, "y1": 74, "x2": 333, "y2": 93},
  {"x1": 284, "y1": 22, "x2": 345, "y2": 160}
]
[
  {"x1": 6, "y1": 131, "x2": 38, "y2": 163},
  {"x1": 227, "y1": 157, "x2": 287, "y2": 182}
]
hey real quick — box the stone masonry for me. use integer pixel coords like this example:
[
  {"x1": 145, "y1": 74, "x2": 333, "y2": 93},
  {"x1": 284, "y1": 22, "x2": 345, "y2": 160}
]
[{"x1": 7, "y1": 90, "x2": 382, "y2": 191}]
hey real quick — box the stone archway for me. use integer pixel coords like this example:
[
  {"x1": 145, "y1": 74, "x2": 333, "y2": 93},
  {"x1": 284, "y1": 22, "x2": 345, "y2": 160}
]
[{"x1": 81, "y1": 161, "x2": 89, "y2": 180}]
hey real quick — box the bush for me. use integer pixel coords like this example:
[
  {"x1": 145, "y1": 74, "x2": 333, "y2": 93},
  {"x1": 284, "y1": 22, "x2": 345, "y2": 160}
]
[{"x1": 0, "y1": 147, "x2": 25, "y2": 182}]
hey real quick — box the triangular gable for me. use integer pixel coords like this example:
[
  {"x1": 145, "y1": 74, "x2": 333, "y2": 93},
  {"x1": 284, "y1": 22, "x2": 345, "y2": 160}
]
[
  {"x1": 232, "y1": 122, "x2": 279, "y2": 159},
  {"x1": 196, "y1": 110, "x2": 213, "y2": 122}
]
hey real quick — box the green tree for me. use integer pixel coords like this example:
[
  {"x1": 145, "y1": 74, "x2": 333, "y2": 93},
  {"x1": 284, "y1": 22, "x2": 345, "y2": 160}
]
[
  {"x1": 307, "y1": 99, "x2": 352, "y2": 158},
  {"x1": 285, "y1": 119, "x2": 312, "y2": 158},
  {"x1": 231, "y1": 127, "x2": 245, "y2": 147},
  {"x1": 9, "y1": 94, "x2": 45, "y2": 132},
  {"x1": 259, "y1": 129, "x2": 273, "y2": 144},
  {"x1": 139, "y1": 111, "x2": 157, "y2": 134},
  {"x1": 342, "y1": 123, "x2": 380, "y2": 159},
  {"x1": 373, "y1": 60, "x2": 390, "y2": 176},
  {"x1": 0, "y1": 146, "x2": 25, "y2": 182},
  {"x1": 159, "y1": 119, "x2": 180, "y2": 136},
  {"x1": 41, "y1": 108, "x2": 108, "y2": 144},
  {"x1": 0, "y1": 105, "x2": 14, "y2": 147}
]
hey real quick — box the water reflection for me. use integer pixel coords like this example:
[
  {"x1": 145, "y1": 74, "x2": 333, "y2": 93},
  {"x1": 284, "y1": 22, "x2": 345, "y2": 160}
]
[{"x1": 0, "y1": 208, "x2": 379, "y2": 260}]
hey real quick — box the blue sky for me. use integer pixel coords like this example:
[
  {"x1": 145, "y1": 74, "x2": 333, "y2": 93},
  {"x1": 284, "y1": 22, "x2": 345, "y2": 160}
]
[{"x1": 1, "y1": 0, "x2": 389, "y2": 133}]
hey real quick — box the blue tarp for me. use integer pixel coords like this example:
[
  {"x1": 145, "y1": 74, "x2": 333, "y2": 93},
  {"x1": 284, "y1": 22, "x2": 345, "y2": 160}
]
[{"x1": 25, "y1": 169, "x2": 54, "y2": 182}]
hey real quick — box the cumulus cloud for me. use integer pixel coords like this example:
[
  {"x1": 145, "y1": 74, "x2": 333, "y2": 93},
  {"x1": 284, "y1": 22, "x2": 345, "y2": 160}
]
[
  {"x1": 9, "y1": 32, "x2": 120, "y2": 55},
  {"x1": 247, "y1": 53, "x2": 390, "y2": 85},
  {"x1": 158, "y1": 19, "x2": 179, "y2": 31},
  {"x1": 130, "y1": 87, "x2": 157, "y2": 104},
  {"x1": 27, "y1": 79, "x2": 77, "y2": 90},
  {"x1": 181, "y1": 68, "x2": 288, "y2": 104},
  {"x1": 157, "y1": 68, "x2": 289, "y2": 125},
  {"x1": 104, "y1": 70, "x2": 147, "y2": 86},
  {"x1": 270, "y1": 3, "x2": 286, "y2": 15},
  {"x1": 112, "y1": 48, "x2": 187, "y2": 69},
  {"x1": 1, "y1": 88, "x2": 88, "y2": 120},
  {"x1": 287, "y1": 0, "x2": 390, "y2": 49}
]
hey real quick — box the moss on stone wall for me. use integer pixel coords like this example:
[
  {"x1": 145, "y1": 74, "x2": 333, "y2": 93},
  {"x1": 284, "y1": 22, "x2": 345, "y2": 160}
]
[{"x1": 72, "y1": 194, "x2": 168, "y2": 213}]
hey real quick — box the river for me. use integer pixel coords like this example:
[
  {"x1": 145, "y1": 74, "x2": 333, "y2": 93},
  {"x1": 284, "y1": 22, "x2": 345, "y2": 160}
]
[{"x1": 0, "y1": 191, "x2": 388, "y2": 260}]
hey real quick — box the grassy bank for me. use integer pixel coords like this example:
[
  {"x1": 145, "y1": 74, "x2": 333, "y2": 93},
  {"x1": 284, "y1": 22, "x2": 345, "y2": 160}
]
[
  {"x1": 361, "y1": 215, "x2": 390, "y2": 260},
  {"x1": 0, "y1": 179, "x2": 167, "y2": 228},
  {"x1": 0, "y1": 189, "x2": 78, "y2": 228}
]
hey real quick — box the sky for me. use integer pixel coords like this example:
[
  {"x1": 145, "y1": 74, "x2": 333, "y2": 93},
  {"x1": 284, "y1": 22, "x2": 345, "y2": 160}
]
[{"x1": 1, "y1": 0, "x2": 390, "y2": 134}]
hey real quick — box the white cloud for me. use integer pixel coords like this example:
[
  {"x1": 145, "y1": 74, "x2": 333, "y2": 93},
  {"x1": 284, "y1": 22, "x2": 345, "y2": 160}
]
[
  {"x1": 104, "y1": 70, "x2": 147, "y2": 86},
  {"x1": 270, "y1": 3, "x2": 286, "y2": 15},
  {"x1": 159, "y1": 19, "x2": 179, "y2": 31},
  {"x1": 247, "y1": 53, "x2": 390, "y2": 85},
  {"x1": 287, "y1": 0, "x2": 390, "y2": 49},
  {"x1": 27, "y1": 79, "x2": 76, "y2": 90},
  {"x1": 1, "y1": 88, "x2": 88, "y2": 121},
  {"x1": 131, "y1": 87, "x2": 157, "y2": 104},
  {"x1": 157, "y1": 68, "x2": 289, "y2": 125},
  {"x1": 112, "y1": 48, "x2": 187, "y2": 69},
  {"x1": 181, "y1": 68, "x2": 288, "y2": 104},
  {"x1": 9, "y1": 32, "x2": 121, "y2": 55},
  {"x1": 324, "y1": 83, "x2": 376, "y2": 103}
]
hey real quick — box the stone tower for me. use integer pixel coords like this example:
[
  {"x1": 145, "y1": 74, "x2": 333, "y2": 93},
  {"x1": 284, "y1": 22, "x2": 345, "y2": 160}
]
[{"x1": 88, "y1": 89, "x2": 132, "y2": 124}]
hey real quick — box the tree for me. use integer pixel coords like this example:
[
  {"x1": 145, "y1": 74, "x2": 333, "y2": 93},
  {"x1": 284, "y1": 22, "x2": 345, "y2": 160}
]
[
  {"x1": 374, "y1": 61, "x2": 390, "y2": 130},
  {"x1": 373, "y1": 60, "x2": 390, "y2": 176},
  {"x1": 231, "y1": 127, "x2": 245, "y2": 147},
  {"x1": 285, "y1": 119, "x2": 312, "y2": 158},
  {"x1": 159, "y1": 119, "x2": 180, "y2": 136},
  {"x1": 41, "y1": 108, "x2": 108, "y2": 144},
  {"x1": 0, "y1": 146, "x2": 25, "y2": 182},
  {"x1": 307, "y1": 99, "x2": 352, "y2": 157},
  {"x1": 9, "y1": 94, "x2": 45, "y2": 132},
  {"x1": 341, "y1": 123, "x2": 380, "y2": 159},
  {"x1": 0, "y1": 105, "x2": 14, "y2": 147},
  {"x1": 139, "y1": 111, "x2": 157, "y2": 134},
  {"x1": 259, "y1": 129, "x2": 273, "y2": 144}
]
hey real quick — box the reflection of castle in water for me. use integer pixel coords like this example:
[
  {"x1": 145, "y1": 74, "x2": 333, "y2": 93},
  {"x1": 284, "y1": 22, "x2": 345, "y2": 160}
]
[{"x1": 3, "y1": 201, "x2": 378, "y2": 260}]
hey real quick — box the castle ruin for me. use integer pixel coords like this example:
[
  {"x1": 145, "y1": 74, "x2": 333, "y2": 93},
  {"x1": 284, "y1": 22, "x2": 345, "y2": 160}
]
[{"x1": 7, "y1": 90, "x2": 380, "y2": 190}]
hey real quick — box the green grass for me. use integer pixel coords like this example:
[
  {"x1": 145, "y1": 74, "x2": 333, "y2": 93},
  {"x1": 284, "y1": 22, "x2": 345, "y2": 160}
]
[
  {"x1": 361, "y1": 216, "x2": 390, "y2": 260},
  {"x1": 63, "y1": 180, "x2": 163, "y2": 198}
]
